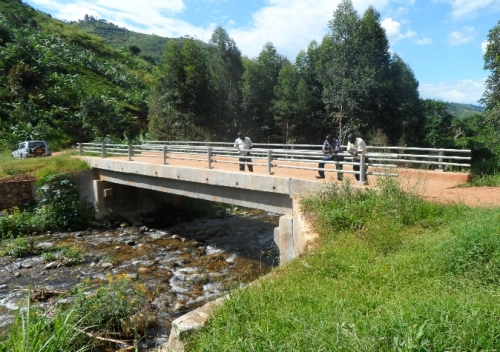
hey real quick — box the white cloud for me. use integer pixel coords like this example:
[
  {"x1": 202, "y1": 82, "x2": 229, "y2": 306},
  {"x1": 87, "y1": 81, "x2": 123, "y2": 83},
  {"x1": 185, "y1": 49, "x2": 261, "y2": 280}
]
[
  {"x1": 381, "y1": 18, "x2": 429, "y2": 46},
  {"x1": 448, "y1": 26, "x2": 476, "y2": 46},
  {"x1": 27, "y1": 0, "x2": 394, "y2": 59},
  {"x1": 440, "y1": 0, "x2": 500, "y2": 20},
  {"x1": 419, "y1": 78, "x2": 486, "y2": 104},
  {"x1": 482, "y1": 40, "x2": 489, "y2": 54},
  {"x1": 416, "y1": 38, "x2": 432, "y2": 45},
  {"x1": 227, "y1": 0, "x2": 392, "y2": 59}
]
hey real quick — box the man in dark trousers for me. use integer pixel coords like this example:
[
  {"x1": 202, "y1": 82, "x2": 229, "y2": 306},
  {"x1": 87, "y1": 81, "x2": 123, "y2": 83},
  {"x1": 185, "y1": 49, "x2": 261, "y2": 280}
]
[
  {"x1": 347, "y1": 132, "x2": 368, "y2": 182},
  {"x1": 316, "y1": 134, "x2": 343, "y2": 180},
  {"x1": 234, "y1": 131, "x2": 253, "y2": 172}
]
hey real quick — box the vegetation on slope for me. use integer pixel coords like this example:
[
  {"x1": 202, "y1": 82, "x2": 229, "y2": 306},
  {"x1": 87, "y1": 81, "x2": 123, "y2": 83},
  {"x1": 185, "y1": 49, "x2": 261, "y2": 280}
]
[
  {"x1": 0, "y1": 0, "x2": 153, "y2": 151},
  {"x1": 187, "y1": 179, "x2": 500, "y2": 350},
  {"x1": 70, "y1": 15, "x2": 196, "y2": 64}
]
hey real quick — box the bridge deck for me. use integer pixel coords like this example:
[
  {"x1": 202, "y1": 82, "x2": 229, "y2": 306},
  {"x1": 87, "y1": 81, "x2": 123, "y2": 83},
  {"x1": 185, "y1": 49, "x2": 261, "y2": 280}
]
[{"x1": 85, "y1": 154, "x2": 500, "y2": 207}]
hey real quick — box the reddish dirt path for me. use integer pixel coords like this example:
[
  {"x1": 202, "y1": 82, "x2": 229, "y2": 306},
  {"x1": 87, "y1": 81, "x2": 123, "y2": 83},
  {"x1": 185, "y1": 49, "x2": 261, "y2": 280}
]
[{"x1": 94, "y1": 153, "x2": 500, "y2": 208}]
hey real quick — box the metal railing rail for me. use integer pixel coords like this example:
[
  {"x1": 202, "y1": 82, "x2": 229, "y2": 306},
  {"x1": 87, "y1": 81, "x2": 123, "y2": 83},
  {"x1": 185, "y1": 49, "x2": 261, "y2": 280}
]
[{"x1": 78, "y1": 142, "x2": 471, "y2": 185}]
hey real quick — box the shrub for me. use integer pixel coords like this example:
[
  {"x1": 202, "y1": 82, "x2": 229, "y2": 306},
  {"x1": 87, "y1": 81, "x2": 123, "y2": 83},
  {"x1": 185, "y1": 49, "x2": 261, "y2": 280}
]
[{"x1": 71, "y1": 274, "x2": 147, "y2": 332}]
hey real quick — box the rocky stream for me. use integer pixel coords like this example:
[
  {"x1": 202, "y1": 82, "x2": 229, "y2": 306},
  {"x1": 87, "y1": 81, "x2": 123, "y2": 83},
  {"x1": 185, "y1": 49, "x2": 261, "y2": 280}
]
[{"x1": 0, "y1": 207, "x2": 280, "y2": 350}]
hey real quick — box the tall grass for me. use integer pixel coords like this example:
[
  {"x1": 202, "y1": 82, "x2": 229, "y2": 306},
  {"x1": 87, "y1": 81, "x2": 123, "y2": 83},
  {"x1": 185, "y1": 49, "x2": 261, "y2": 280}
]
[
  {"x1": 0, "y1": 295, "x2": 90, "y2": 352},
  {"x1": 187, "y1": 178, "x2": 500, "y2": 351}
]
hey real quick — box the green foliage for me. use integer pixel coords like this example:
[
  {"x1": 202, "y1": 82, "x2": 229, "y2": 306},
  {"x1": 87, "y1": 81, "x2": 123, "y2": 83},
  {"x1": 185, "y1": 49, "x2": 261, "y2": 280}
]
[
  {"x1": 71, "y1": 275, "x2": 146, "y2": 331},
  {"x1": 0, "y1": 172, "x2": 93, "y2": 238},
  {"x1": 188, "y1": 181, "x2": 500, "y2": 351},
  {"x1": 0, "y1": 207, "x2": 43, "y2": 238},
  {"x1": 0, "y1": 295, "x2": 90, "y2": 352},
  {"x1": 0, "y1": 0, "x2": 151, "y2": 148},
  {"x1": 0, "y1": 235, "x2": 37, "y2": 257},
  {"x1": 444, "y1": 208, "x2": 500, "y2": 284},
  {"x1": 0, "y1": 152, "x2": 89, "y2": 181},
  {"x1": 35, "y1": 174, "x2": 94, "y2": 231},
  {"x1": 446, "y1": 102, "x2": 485, "y2": 119},
  {"x1": 41, "y1": 244, "x2": 86, "y2": 265}
]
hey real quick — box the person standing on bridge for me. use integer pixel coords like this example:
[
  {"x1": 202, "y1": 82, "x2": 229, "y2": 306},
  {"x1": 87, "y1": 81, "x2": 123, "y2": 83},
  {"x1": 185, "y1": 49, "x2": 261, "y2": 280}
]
[
  {"x1": 234, "y1": 131, "x2": 253, "y2": 172},
  {"x1": 316, "y1": 134, "x2": 344, "y2": 180},
  {"x1": 347, "y1": 132, "x2": 368, "y2": 182}
]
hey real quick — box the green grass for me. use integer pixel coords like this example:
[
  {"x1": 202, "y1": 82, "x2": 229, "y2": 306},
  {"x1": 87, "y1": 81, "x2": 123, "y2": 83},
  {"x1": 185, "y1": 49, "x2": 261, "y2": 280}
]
[
  {"x1": 187, "y1": 179, "x2": 500, "y2": 351},
  {"x1": 461, "y1": 173, "x2": 500, "y2": 187},
  {"x1": 0, "y1": 151, "x2": 89, "y2": 181},
  {"x1": 0, "y1": 294, "x2": 90, "y2": 352}
]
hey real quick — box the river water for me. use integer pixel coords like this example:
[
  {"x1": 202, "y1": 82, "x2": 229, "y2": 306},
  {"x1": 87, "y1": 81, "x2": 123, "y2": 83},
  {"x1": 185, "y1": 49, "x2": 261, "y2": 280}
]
[{"x1": 0, "y1": 207, "x2": 280, "y2": 350}]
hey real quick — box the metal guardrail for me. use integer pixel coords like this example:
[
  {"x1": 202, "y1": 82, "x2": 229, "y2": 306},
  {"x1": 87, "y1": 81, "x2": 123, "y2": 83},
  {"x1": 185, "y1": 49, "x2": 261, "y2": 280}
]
[{"x1": 78, "y1": 142, "x2": 471, "y2": 185}]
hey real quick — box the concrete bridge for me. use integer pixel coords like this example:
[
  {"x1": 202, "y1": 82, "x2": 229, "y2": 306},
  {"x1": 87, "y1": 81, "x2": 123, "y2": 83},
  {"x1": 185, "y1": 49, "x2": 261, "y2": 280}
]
[
  {"x1": 77, "y1": 143, "x2": 471, "y2": 264},
  {"x1": 78, "y1": 156, "x2": 329, "y2": 264}
]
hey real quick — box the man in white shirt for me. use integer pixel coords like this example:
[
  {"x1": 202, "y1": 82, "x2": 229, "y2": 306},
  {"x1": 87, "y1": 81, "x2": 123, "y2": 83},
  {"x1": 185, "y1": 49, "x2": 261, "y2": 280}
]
[
  {"x1": 234, "y1": 131, "x2": 253, "y2": 172},
  {"x1": 346, "y1": 133, "x2": 368, "y2": 182}
]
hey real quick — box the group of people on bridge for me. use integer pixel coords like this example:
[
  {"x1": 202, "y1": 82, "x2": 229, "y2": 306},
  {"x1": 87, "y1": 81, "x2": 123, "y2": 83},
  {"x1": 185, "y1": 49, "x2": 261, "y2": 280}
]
[{"x1": 234, "y1": 131, "x2": 369, "y2": 182}]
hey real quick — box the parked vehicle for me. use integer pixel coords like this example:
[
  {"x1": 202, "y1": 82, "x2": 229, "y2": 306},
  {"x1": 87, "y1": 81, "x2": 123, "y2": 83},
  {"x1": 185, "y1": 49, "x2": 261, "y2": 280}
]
[{"x1": 11, "y1": 141, "x2": 52, "y2": 159}]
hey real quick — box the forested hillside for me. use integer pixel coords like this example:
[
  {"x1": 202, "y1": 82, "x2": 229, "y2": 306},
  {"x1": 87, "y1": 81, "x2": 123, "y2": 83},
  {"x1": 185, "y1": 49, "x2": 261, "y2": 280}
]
[{"x1": 0, "y1": 0, "x2": 152, "y2": 150}]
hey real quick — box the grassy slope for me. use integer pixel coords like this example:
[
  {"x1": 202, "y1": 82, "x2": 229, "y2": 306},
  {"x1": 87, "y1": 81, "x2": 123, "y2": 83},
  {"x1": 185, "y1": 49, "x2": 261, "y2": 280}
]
[
  {"x1": 0, "y1": 151, "x2": 89, "y2": 181},
  {"x1": 446, "y1": 102, "x2": 485, "y2": 119},
  {"x1": 187, "y1": 180, "x2": 500, "y2": 351}
]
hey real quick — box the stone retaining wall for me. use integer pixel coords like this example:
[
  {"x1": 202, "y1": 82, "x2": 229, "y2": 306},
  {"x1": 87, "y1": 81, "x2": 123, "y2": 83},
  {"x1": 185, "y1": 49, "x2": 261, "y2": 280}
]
[{"x1": 0, "y1": 180, "x2": 34, "y2": 209}]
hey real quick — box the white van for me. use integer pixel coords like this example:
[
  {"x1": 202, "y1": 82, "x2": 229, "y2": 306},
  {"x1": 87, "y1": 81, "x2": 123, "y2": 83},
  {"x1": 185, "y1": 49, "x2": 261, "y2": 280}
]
[{"x1": 11, "y1": 141, "x2": 52, "y2": 159}]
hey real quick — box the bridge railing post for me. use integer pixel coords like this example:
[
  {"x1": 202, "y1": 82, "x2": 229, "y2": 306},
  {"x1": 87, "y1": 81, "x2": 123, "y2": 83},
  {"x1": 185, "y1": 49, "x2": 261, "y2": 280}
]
[
  {"x1": 359, "y1": 153, "x2": 367, "y2": 185},
  {"x1": 128, "y1": 144, "x2": 133, "y2": 161},
  {"x1": 438, "y1": 149, "x2": 444, "y2": 170},
  {"x1": 207, "y1": 148, "x2": 213, "y2": 169},
  {"x1": 101, "y1": 143, "x2": 106, "y2": 158},
  {"x1": 78, "y1": 143, "x2": 82, "y2": 156},
  {"x1": 163, "y1": 145, "x2": 168, "y2": 165},
  {"x1": 267, "y1": 150, "x2": 273, "y2": 175}
]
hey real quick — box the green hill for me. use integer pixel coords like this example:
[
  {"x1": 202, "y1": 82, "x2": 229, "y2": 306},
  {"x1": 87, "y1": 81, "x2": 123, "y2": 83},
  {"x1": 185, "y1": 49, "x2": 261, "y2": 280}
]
[
  {"x1": 70, "y1": 15, "x2": 206, "y2": 64},
  {"x1": 446, "y1": 102, "x2": 485, "y2": 119},
  {"x1": 0, "y1": 0, "x2": 153, "y2": 149}
]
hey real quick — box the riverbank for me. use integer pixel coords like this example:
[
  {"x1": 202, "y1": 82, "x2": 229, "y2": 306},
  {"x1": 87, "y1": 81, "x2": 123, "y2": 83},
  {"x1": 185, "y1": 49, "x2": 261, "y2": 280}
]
[
  {"x1": 186, "y1": 179, "x2": 500, "y2": 351},
  {"x1": 0, "y1": 207, "x2": 279, "y2": 350}
]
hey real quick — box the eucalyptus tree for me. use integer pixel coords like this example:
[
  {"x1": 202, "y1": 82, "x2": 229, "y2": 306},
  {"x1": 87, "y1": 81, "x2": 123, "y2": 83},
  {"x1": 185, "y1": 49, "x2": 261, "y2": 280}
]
[
  {"x1": 319, "y1": 0, "x2": 364, "y2": 140},
  {"x1": 480, "y1": 20, "x2": 500, "y2": 145},
  {"x1": 273, "y1": 47, "x2": 327, "y2": 143},
  {"x1": 208, "y1": 26, "x2": 244, "y2": 140},
  {"x1": 358, "y1": 6, "x2": 392, "y2": 138},
  {"x1": 386, "y1": 54, "x2": 424, "y2": 145},
  {"x1": 242, "y1": 42, "x2": 288, "y2": 142},
  {"x1": 319, "y1": 0, "x2": 400, "y2": 143},
  {"x1": 475, "y1": 20, "x2": 500, "y2": 164},
  {"x1": 149, "y1": 39, "x2": 211, "y2": 140}
]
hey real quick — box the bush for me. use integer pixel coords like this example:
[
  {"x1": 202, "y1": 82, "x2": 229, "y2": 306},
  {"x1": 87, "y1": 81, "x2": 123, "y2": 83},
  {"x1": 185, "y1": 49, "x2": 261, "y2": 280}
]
[
  {"x1": 444, "y1": 208, "x2": 500, "y2": 284},
  {"x1": 0, "y1": 173, "x2": 94, "y2": 238}
]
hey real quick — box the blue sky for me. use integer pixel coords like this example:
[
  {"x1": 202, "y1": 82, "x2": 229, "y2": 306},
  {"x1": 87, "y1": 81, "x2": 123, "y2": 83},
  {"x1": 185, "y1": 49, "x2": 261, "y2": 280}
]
[{"x1": 23, "y1": 0, "x2": 500, "y2": 105}]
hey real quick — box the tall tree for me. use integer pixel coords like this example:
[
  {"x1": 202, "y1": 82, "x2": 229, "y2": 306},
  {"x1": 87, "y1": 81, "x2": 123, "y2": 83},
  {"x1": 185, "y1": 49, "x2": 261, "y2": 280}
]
[
  {"x1": 319, "y1": 0, "x2": 363, "y2": 140},
  {"x1": 149, "y1": 40, "x2": 211, "y2": 140},
  {"x1": 422, "y1": 99, "x2": 455, "y2": 148},
  {"x1": 358, "y1": 6, "x2": 391, "y2": 137},
  {"x1": 208, "y1": 27, "x2": 244, "y2": 139},
  {"x1": 480, "y1": 20, "x2": 500, "y2": 148},
  {"x1": 242, "y1": 43, "x2": 288, "y2": 142},
  {"x1": 273, "y1": 47, "x2": 327, "y2": 143},
  {"x1": 386, "y1": 54, "x2": 424, "y2": 145}
]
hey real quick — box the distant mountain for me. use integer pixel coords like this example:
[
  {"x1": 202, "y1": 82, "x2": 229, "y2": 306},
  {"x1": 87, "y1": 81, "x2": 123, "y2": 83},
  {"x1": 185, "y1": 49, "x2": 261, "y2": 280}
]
[
  {"x1": 70, "y1": 15, "x2": 204, "y2": 63},
  {"x1": 446, "y1": 102, "x2": 485, "y2": 119}
]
